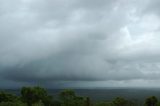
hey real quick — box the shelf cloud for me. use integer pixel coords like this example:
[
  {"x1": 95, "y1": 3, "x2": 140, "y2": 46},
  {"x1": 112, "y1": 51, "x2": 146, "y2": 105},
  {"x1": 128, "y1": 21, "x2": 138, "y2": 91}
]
[{"x1": 1, "y1": 0, "x2": 160, "y2": 88}]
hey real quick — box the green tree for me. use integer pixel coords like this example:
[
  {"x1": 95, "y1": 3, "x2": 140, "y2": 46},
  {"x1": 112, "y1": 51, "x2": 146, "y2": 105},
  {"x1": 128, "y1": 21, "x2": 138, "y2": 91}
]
[
  {"x1": 59, "y1": 89, "x2": 76, "y2": 106},
  {"x1": 52, "y1": 100, "x2": 61, "y2": 106},
  {"x1": 145, "y1": 96, "x2": 158, "y2": 106},
  {"x1": 95, "y1": 102, "x2": 114, "y2": 106},
  {"x1": 0, "y1": 91, "x2": 18, "y2": 103},
  {"x1": 75, "y1": 96, "x2": 87, "y2": 106},
  {"x1": 86, "y1": 97, "x2": 91, "y2": 106},
  {"x1": 21, "y1": 86, "x2": 52, "y2": 106},
  {"x1": 59, "y1": 89, "x2": 89, "y2": 106},
  {"x1": 0, "y1": 101, "x2": 27, "y2": 106},
  {"x1": 113, "y1": 97, "x2": 127, "y2": 106},
  {"x1": 42, "y1": 95, "x2": 53, "y2": 106}
]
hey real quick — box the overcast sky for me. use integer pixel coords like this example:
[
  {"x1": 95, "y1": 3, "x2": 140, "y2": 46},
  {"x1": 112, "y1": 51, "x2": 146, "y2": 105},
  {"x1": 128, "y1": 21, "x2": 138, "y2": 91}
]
[{"x1": 1, "y1": 0, "x2": 160, "y2": 88}]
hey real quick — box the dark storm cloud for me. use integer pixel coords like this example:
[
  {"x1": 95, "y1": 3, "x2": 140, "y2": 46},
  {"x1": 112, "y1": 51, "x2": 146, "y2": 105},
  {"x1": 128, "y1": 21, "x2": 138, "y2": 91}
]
[{"x1": 1, "y1": 0, "x2": 160, "y2": 88}]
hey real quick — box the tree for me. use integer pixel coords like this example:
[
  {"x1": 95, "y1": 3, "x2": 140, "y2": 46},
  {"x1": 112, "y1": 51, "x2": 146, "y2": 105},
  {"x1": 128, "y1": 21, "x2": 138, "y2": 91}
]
[
  {"x1": 0, "y1": 91, "x2": 18, "y2": 103},
  {"x1": 113, "y1": 97, "x2": 127, "y2": 106},
  {"x1": 21, "y1": 86, "x2": 52, "y2": 106},
  {"x1": 59, "y1": 89, "x2": 89, "y2": 106},
  {"x1": 145, "y1": 96, "x2": 158, "y2": 106},
  {"x1": 75, "y1": 96, "x2": 87, "y2": 106},
  {"x1": 95, "y1": 101, "x2": 114, "y2": 106},
  {"x1": 59, "y1": 89, "x2": 76, "y2": 106},
  {"x1": 0, "y1": 101, "x2": 27, "y2": 106},
  {"x1": 42, "y1": 95, "x2": 53, "y2": 106},
  {"x1": 86, "y1": 97, "x2": 91, "y2": 106},
  {"x1": 52, "y1": 100, "x2": 61, "y2": 106}
]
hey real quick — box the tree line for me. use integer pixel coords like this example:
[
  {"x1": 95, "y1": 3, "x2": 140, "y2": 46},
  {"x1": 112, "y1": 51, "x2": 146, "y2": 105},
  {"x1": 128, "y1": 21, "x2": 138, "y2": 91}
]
[{"x1": 0, "y1": 86, "x2": 159, "y2": 106}]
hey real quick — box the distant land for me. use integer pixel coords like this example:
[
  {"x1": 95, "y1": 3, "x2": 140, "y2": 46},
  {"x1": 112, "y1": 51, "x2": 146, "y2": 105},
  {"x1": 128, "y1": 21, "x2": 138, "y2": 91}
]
[{"x1": 2, "y1": 87, "x2": 160, "y2": 105}]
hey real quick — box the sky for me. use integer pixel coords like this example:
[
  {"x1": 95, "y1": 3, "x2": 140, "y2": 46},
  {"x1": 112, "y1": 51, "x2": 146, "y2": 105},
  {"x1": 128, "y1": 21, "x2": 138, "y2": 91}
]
[{"x1": 1, "y1": 0, "x2": 160, "y2": 88}]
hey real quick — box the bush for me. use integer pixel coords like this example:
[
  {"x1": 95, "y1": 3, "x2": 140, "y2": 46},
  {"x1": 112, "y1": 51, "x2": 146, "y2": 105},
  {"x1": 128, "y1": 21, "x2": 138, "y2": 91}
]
[
  {"x1": 113, "y1": 97, "x2": 128, "y2": 106},
  {"x1": 21, "y1": 86, "x2": 53, "y2": 106},
  {"x1": 59, "y1": 89, "x2": 89, "y2": 106},
  {"x1": 0, "y1": 101, "x2": 27, "y2": 106},
  {"x1": 145, "y1": 96, "x2": 158, "y2": 106},
  {"x1": 0, "y1": 91, "x2": 18, "y2": 103},
  {"x1": 95, "y1": 102, "x2": 114, "y2": 106}
]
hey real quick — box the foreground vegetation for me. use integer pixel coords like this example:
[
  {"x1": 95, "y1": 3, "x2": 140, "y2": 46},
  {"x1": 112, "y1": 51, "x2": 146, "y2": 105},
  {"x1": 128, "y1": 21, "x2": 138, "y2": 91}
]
[{"x1": 0, "y1": 86, "x2": 160, "y2": 106}]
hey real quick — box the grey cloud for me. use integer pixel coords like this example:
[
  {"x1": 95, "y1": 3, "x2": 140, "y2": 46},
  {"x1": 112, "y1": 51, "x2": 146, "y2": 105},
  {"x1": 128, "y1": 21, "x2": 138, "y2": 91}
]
[{"x1": 0, "y1": 0, "x2": 160, "y2": 88}]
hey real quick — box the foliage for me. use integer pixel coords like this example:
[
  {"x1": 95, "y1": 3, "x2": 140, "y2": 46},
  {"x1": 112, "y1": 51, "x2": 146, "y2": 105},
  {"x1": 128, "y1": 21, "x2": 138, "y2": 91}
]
[
  {"x1": 0, "y1": 86, "x2": 160, "y2": 106},
  {"x1": 113, "y1": 97, "x2": 127, "y2": 106},
  {"x1": 0, "y1": 101, "x2": 27, "y2": 106},
  {"x1": 52, "y1": 100, "x2": 61, "y2": 106},
  {"x1": 0, "y1": 91, "x2": 18, "y2": 103},
  {"x1": 59, "y1": 89, "x2": 88, "y2": 106},
  {"x1": 145, "y1": 96, "x2": 158, "y2": 106},
  {"x1": 95, "y1": 101, "x2": 114, "y2": 106},
  {"x1": 41, "y1": 95, "x2": 53, "y2": 106},
  {"x1": 32, "y1": 100, "x2": 44, "y2": 106},
  {"x1": 59, "y1": 89, "x2": 76, "y2": 106},
  {"x1": 21, "y1": 86, "x2": 52, "y2": 106}
]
